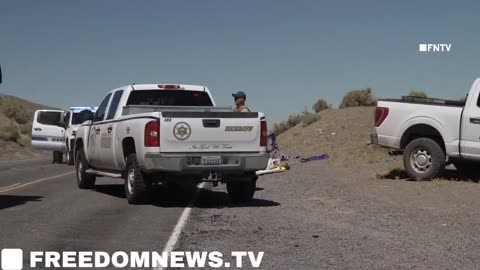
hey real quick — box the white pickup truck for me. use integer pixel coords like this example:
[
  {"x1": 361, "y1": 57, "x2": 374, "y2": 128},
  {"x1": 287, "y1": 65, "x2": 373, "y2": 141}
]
[
  {"x1": 74, "y1": 84, "x2": 269, "y2": 204},
  {"x1": 372, "y1": 78, "x2": 480, "y2": 180},
  {"x1": 31, "y1": 107, "x2": 96, "y2": 164}
]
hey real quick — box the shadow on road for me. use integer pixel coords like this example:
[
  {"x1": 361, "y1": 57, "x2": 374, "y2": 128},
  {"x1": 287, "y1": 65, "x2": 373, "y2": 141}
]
[
  {"x1": 93, "y1": 184, "x2": 280, "y2": 208},
  {"x1": 0, "y1": 195, "x2": 43, "y2": 210},
  {"x1": 379, "y1": 167, "x2": 480, "y2": 182}
]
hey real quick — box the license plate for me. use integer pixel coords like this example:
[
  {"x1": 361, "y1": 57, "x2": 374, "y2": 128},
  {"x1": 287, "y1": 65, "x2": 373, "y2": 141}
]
[{"x1": 201, "y1": 156, "x2": 222, "y2": 165}]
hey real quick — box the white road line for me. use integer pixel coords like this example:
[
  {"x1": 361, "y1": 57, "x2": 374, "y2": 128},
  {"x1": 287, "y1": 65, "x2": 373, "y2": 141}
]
[
  {"x1": 0, "y1": 171, "x2": 74, "y2": 193},
  {"x1": 155, "y1": 182, "x2": 206, "y2": 270},
  {"x1": 0, "y1": 182, "x2": 23, "y2": 191}
]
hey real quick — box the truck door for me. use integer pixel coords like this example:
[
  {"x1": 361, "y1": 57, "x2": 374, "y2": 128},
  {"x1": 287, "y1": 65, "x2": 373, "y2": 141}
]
[
  {"x1": 31, "y1": 110, "x2": 67, "y2": 152},
  {"x1": 88, "y1": 93, "x2": 112, "y2": 168},
  {"x1": 99, "y1": 90, "x2": 124, "y2": 170},
  {"x1": 461, "y1": 90, "x2": 480, "y2": 160}
]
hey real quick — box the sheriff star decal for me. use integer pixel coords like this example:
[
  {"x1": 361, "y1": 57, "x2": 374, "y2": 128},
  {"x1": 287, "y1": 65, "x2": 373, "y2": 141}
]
[{"x1": 173, "y1": 122, "x2": 191, "y2": 140}]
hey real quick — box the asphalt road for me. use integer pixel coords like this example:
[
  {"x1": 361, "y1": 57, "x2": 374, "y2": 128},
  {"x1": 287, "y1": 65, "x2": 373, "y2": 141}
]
[
  {"x1": 0, "y1": 159, "x2": 193, "y2": 270},
  {"x1": 3, "y1": 159, "x2": 480, "y2": 270}
]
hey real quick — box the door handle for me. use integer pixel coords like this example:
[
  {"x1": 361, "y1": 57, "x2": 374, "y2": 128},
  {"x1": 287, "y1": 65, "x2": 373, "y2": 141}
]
[
  {"x1": 107, "y1": 126, "x2": 113, "y2": 133},
  {"x1": 470, "y1": 118, "x2": 480, "y2": 124},
  {"x1": 95, "y1": 127, "x2": 101, "y2": 134},
  {"x1": 34, "y1": 128, "x2": 42, "y2": 131}
]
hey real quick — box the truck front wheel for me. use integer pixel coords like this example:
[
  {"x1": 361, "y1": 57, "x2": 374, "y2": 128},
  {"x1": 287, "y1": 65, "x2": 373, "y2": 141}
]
[
  {"x1": 404, "y1": 138, "x2": 445, "y2": 180},
  {"x1": 124, "y1": 153, "x2": 152, "y2": 204},
  {"x1": 75, "y1": 149, "x2": 96, "y2": 189},
  {"x1": 226, "y1": 177, "x2": 256, "y2": 204}
]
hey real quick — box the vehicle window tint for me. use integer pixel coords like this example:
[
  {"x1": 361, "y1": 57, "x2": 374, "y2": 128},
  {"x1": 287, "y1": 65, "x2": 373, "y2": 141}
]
[
  {"x1": 93, "y1": 93, "x2": 112, "y2": 122},
  {"x1": 72, "y1": 110, "x2": 94, "y2": 125},
  {"x1": 126, "y1": 90, "x2": 213, "y2": 106},
  {"x1": 106, "y1": 90, "x2": 123, "y2": 120},
  {"x1": 37, "y1": 111, "x2": 62, "y2": 126}
]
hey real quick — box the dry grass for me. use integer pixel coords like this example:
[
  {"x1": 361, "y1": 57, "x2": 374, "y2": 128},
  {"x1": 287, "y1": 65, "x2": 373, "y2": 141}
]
[
  {"x1": 0, "y1": 94, "x2": 59, "y2": 159},
  {"x1": 277, "y1": 107, "x2": 398, "y2": 168}
]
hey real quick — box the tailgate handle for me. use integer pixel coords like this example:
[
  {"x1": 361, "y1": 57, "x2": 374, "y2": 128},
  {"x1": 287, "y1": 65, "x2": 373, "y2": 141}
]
[
  {"x1": 470, "y1": 118, "x2": 480, "y2": 124},
  {"x1": 203, "y1": 119, "x2": 220, "y2": 128}
]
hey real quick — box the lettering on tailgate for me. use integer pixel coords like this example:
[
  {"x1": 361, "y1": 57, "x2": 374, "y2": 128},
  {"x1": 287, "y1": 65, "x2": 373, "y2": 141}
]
[
  {"x1": 190, "y1": 144, "x2": 233, "y2": 150},
  {"x1": 225, "y1": 126, "x2": 253, "y2": 132}
]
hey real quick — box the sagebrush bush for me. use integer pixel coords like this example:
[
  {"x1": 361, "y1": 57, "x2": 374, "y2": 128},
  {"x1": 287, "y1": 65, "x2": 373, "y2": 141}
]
[
  {"x1": 302, "y1": 112, "x2": 319, "y2": 127},
  {"x1": 273, "y1": 121, "x2": 289, "y2": 135},
  {"x1": 340, "y1": 88, "x2": 376, "y2": 108},
  {"x1": 20, "y1": 123, "x2": 32, "y2": 135},
  {"x1": 287, "y1": 113, "x2": 304, "y2": 128},
  {"x1": 312, "y1": 99, "x2": 330, "y2": 113},
  {"x1": 4, "y1": 105, "x2": 30, "y2": 124},
  {"x1": 409, "y1": 91, "x2": 427, "y2": 98},
  {"x1": 0, "y1": 125, "x2": 20, "y2": 142}
]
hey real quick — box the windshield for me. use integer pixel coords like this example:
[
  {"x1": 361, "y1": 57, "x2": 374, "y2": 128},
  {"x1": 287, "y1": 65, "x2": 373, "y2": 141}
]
[{"x1": 126, "y1": 90, "x2": 213, "y2": 106}]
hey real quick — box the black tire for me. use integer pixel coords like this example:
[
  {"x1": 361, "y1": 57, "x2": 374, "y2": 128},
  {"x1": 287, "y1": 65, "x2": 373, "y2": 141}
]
[
  {"x1": 403, "y1": 138, "x2": 445, "y2": 180},
  {"x1": 67, "y1": 150, "x2": 74, "y2": 166},
  {"x1": 227, "y1": 177, "x2": 256, "y2": 203},
  {"x1": 75, "y1": 149, "x2": 96, "y2": 189},
  {"x1": 53, "y1": 151, "x2": 63, "y2": 164},
  {"x1": 124, "y1": 153, "x2": 152, "y2": 204}
]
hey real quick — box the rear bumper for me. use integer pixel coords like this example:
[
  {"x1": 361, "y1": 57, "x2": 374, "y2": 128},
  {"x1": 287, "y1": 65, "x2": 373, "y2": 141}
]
[
  {"x1": 142, "y1": 152, "x2": 269, "y2": 174},
  {"x1": 371, "y1": 132, "x2": 401, "y2": 149}
]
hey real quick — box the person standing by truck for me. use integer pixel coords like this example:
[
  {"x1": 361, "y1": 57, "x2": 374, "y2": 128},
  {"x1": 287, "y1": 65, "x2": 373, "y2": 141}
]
[{"x1": 232, "y1": 91, "x2": 251, "y2": 112}]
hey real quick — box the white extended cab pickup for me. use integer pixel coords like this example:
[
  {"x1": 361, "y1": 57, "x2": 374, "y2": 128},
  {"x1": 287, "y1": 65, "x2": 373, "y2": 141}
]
[
  {"x1": 74, "y1": 84, "x2": 269, "y2": 204},
  {"x1": 372, "y1": 78, "x2": 480, "y2": 180}
]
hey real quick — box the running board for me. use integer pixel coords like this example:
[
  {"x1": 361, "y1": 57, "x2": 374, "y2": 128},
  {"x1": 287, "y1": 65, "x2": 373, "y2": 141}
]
[{"x1": 85, "y1": 169, "x2": 122, "y2": 178}]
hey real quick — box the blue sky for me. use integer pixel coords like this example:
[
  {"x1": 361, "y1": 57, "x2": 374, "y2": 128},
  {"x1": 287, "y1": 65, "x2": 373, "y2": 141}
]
[{"x1": 1, "y1": 0, "x2": 479, "y2": 123}]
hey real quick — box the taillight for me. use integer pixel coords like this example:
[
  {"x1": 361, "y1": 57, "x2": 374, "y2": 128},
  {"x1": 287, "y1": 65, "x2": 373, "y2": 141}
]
[
  {"x1": 260, "y1": 120, "x2": 268, "y2": 147},
  {"x1": 375, "y1": 107, "x2": 389, "y2": 127},
  {"x1": 145, "y1": 120, "x2": 160, "y2": 147}
]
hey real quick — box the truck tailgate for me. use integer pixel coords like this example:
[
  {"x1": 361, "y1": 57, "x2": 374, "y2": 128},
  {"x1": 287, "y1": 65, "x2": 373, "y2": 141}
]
[{"x1": 159, "y1": 111, "x2": 261, "y2": 153}]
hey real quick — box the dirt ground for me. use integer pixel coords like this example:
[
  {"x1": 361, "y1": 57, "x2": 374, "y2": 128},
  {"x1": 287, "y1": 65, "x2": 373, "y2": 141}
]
[{"x1": 180, "y1": 161, "x2": 480, "y2": 270}]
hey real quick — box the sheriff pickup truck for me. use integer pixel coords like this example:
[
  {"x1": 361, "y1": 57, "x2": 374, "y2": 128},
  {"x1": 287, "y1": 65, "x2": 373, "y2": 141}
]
[
  {"x1": 372, "y1": 78, "x2": 480, "y2": 180},
  {"x1": 74, "y1": 84, "x2": 269, "y2": 204}
]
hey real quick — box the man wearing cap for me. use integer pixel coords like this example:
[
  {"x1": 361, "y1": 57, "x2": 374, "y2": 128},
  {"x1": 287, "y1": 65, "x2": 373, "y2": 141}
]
[{"x1": 232, "y1": 91, "x2": 251, "y2": 112}]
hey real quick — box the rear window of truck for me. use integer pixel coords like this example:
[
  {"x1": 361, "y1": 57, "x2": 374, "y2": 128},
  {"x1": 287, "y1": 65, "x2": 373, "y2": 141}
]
[
  {"x1": 126, "y1": 90, "x2": 213, "y2": 106},
  {"x1": 37, "y1": 111, "x2": 63, "y2": 126}
]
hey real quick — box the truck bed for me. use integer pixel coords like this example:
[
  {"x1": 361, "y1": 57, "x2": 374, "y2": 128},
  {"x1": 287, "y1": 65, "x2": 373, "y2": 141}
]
[
  {"x1": 122, "y1": 105, "x2": 234, "y2": 116},
  {"x1": 379, "y1": 96, "x2": 466, "y2": 107}
]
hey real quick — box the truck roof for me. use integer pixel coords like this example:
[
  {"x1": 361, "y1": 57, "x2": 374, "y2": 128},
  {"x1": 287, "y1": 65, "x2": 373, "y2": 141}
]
[{"x1": 129, "y1": 84, "x2": 208, "y2": 91}]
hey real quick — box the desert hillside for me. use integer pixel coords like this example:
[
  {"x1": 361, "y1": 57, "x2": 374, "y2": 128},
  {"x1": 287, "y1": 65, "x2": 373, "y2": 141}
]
[
  {"x1": 276, "y1": 107, "x2": 400, "y2": 169},
  {"x1": 0, "y1": 94, "x2": 58, "y2": 160}
]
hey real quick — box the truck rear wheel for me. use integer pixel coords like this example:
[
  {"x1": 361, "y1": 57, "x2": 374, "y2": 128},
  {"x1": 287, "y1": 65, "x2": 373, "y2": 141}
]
[
  {"x1": 403, "y1": 138, "x2": 445, "y2": 180},
  {"x1": 75, "y1": 149, "x2": 96, "y2": 189},
  {"x1": 125, "y1": 153, "x2": 152, "y2": 204},
  {"x1": 227, "y1": 177, "x2": 256, "y2": 204}
]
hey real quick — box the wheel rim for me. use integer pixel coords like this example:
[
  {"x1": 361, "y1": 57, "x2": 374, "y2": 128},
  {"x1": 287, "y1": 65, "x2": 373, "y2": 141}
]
[
  {"x1": 410, "y1": 148, "x2": 432, "y2": 173},
  {"x1": 77, "y1": 161, "x2": 83, "y2": 180},
  {"x1": 127, "y1": 168, "x2": 135, "y2": 194}
]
